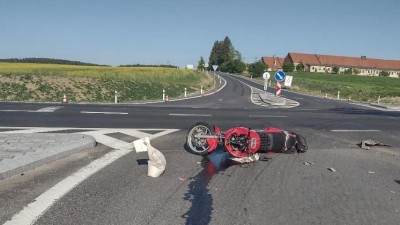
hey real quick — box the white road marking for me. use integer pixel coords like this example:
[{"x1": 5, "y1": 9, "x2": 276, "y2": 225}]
[
  {"x1": 2, "y1": 127, "x2": 179, "y2": 225},
  {"x1": 0, "y1": 106, "x2": 63, "y2": 113},
  {"x1": 169, "y1": 113, "x2": 212, "y2": 117},
  {"x1": 0, "y1": 110, "x2": 36, "y2": 112},
  {"x1": 331, "y1": 129, "x2": 381, "y2": 132},
  {"x1": 36, "y1": 106, "x2": 63, "y2": 112},
  {"x1": 3, "y1": 147, "x2": 134, "y2": 225},
  {"x1": 1, "y1": 127, "x2": 70, "y2": 134},
  {"x1": 81, "y1": 111, "x2": 128, "y2": 115},
  {"x1": 249, "y1": 115, "x2": 288, "y2": 118}
]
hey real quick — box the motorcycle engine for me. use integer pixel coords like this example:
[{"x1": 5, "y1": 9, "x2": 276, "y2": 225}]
[{"x1": 228, "y1": 133, "x2": 248, "y2": 151}]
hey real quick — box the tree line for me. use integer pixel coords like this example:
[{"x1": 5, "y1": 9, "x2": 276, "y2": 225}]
[
  {"x1": 0, "y1": 58, "x2": 110, "y2": 66},
  {"x1": 118, "y1": 64, "x2": 178, "y2": 68}
]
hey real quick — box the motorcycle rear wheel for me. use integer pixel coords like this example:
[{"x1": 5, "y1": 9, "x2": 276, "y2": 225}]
[{"x1": 185, "y1": 122, "x2": 214, "y2": 156}]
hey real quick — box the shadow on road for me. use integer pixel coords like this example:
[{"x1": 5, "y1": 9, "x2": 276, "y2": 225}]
[{"x1": 181, "y1": 148, "x2": 241, "y2": 225}]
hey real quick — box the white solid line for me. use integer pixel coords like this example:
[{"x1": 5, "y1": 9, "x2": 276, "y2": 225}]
[
  {"x1": 3, "y1": 148, "x2": 133, "y2": 225},
  {"x1": 0, "y1": 110, "x2": 36, "y2": 112},
  {"x1": 4, "y1": 128, "x2": 179, "y2": 225},
  {"x1": 169, "y1": 113, "x2": 212, "y2": 117},
  {"x1": 249, "y1": 115, "x2": 288, "y2": 118},
  {"x1": 331, "y1": 129, "x2": 381, "y2": 132},
  {"x1": 81, "y1": 111, "x2": 128, "y2": 115}
]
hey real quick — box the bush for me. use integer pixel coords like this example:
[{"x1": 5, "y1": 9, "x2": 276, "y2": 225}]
[{"x1": 282, "y1": 62, "x2": 294, "y2": 72}]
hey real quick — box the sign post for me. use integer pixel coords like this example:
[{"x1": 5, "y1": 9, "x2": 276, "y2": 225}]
[
  {"x1": 212, "y1": 65, "x2": 218, "y2": 75},
  {"x1": 262, "y1": 72, "x2": 270, "y2": 91},
  {"x1": 274, "y1": 70, "x2": 286, "y2": 96}
]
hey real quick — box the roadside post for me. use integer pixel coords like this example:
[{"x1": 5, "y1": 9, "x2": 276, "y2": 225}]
[
  {"x1": 337, "y1": 91, "x2": 340, "y2": 100},
  {"x1": 201, "y1": 85, "x2": 203, "y2": 95},
  {"x1": 114, "y1": 91, "x2": 118, "y2": 103},
  {"x1": 163, "y1": 89, "x2": 165, "y2": 101},
  {"x1": 184, "y1": 88, "x2": 187, "y2": 98},
  {"x1": 262, "y1": 72, "x2": 270, "y2": 91},
  {"x1": 274, "y1": 70, "x2": 286, "y2": 96}
]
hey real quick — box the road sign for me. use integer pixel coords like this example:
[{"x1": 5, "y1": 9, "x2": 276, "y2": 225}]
[
  {"x1": 262, "y1": 72, "x2": 270, "y2": 80},
  {"x1": 274, "y1": 70, "x2": 286, "y2": 82},
  {"x1": 212, "y1": 65, "x2": 218, "y2": 71},
  {"x1": 284, "y1": 75, "x2": 293, "y2": 88}
]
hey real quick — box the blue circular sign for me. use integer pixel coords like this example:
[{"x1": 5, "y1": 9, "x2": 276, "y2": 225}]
[{"x1": 274, "y1": 70, "x2": 286, "y2": 82}]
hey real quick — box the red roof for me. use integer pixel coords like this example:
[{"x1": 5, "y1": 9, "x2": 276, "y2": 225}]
[
  {"x1": 262, "y1": 57, "x2": 285, "y2": 69},
  {"x1": 287, "y1": 52, "x2": 400, "y2": 71}
]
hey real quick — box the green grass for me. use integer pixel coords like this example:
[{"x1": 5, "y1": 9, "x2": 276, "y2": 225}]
[
  {"x1": 250, "y1": 71, "x2": 400, "y2": 103},
  {"x1": 0, "y1": 63, "x2": 214, "y2": 103}
]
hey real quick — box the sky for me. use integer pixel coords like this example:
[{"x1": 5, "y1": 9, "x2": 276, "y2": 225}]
[{"x1": 1, "y1": 0, "x2": 399, "y2": 67}]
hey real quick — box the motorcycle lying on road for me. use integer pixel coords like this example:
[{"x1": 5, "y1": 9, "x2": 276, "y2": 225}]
[{"x1": 185, "y1": 122, "x2": 308, "y2": 158}]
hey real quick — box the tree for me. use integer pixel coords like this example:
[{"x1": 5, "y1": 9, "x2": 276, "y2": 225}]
[
  {"x1": 332, "y1": 66, "x2": 339, "y2": 74},
  {"x1": 344, "y1": 68, "x2": 352, "y2": 74},
  {"x1": 197, "y1": 57, "x2": 205, "y2": 71},
  {"x1": 282, "y1": 62, "x2": 294, "y2": 72},
  {"x1": 352, "y1": 68, "x2": 360, "y2": 75},
  {"x1": 208, "y1": 36, "x2": 244, "y2": 73},
  {"x1": 295, "y1": 62, "x2": 304, "y2": 72},
  {"x1": 248, "y1": 60, "x2": 267, "y2": 77},
  {"x1": 379, "y1": 71, "x2": 390, "y2": 77}
]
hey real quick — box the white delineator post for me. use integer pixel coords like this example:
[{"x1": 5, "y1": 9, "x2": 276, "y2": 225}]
[
  {"x1": 200, "y1": 85, "x2": 203, "y2": 95},
  {"x1": 62, "y1": 93, "x2": 68, "y2": 103},
  {"x1": 337, "y1": 91, "x2": 340, "y2": 100},
  {"x1": 184, "y1": 88, "x2": 187, "y2": 98},
  {"x1": 114, "y1": 91, "x2": 118, "y2": 103},
  {"x1": 163, "y1": 89, "x2": 165, "y2": 101}
]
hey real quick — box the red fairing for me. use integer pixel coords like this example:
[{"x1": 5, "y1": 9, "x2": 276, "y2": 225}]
[
  {"x1": 206, "y1": 138, "x2": 218, "y2": 153},
  {"x1": 213, "y1": 126, "x2": 222, "y2": 135},
  {"x1": 224, "y1": 127, "x2": 260, "y2": 158},
  {"x1": 205, "y1": 126, "x2": 222, "y2": 153},
  {"x1": 263, "y1": 127, "x2": 282, "y2": 133}
]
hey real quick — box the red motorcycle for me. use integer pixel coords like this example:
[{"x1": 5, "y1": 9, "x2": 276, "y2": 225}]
[{"x1": 185, "y1": 122, "x2": 308, "y2": 158}]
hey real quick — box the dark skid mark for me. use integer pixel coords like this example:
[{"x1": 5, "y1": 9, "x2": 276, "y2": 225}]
[{"x1": 181, "y1": 148, "x2": 242, "y2": 225}]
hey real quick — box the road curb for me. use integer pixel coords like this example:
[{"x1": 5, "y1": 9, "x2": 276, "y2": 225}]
[{"x1": 0, "y1": 134, "x2": 96, "y2": 180}]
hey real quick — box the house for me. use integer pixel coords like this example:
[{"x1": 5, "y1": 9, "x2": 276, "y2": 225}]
[
  {"x1": 261, "y1": 56, "x2": 285, "y2": 71},
  {"x1": 283, "y1": 52, "x2": 400, "y2": 78}
]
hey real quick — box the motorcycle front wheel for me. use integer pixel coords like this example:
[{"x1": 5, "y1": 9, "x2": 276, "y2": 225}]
[{"x1": 185, "y1": 122, "x2": 214, "y2": 156}]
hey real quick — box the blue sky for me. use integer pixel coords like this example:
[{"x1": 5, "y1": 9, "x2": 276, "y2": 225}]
[{"x1": 1, "y1": 0, "x2": 399, "y2": 67}]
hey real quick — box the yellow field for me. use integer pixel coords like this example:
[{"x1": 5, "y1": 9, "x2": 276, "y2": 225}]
[{"x1": 0, "y1": 62, "x2": 201, "y2": 83}]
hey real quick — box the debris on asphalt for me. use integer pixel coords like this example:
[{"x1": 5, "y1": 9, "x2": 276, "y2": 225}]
[
  {"x1": 145, "y1": 137, "x2": 166, "y2": 178},
  {"x1": 327, "y1": 168, "x2": 336, "y2": 172},
  {"x1": 368, "y1": 171, "x2": 375, "y2": 174},
  {"x1": 259, "y1": 155, "x2": 271, "y2": 161},
  {"x1": 303, "y1": 162, "x2": 314, "y2": 166},
  {"x1": 230, "y1": 154, "x2": 259, "y2": 163},
  {"x1": 179, "y1": 176, "x2": 188, "y2": 181},
  {"x1": 358, "y1": 139, "x2": 392, "y2": 150}
]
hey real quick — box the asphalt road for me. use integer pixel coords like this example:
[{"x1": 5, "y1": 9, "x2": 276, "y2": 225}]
[{"x1": 1, "y1": 73, "x2": 400, "y2": 225}]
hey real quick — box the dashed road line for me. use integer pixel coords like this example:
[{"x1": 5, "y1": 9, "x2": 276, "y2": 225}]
[
  {"x1": 169, "y1": 113, "x2": 212, "y2": 117},
  {"x1": 331, "y1": 129, "x2": 381, "y2": 132},
  {"x1": 249, "y1": 115, "x2": 288, "y2": 118},
  {"x1": 80, "y1": 111, "x2": 128, "y2": 115}
]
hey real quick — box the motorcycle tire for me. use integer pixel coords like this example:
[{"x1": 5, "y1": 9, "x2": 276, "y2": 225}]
[
  {"x1": 295, "y1": 134, "x2": 308, "y2": 153},
  {"x1": 185, "y1": 122, "x2": 214, "y2": 156}
]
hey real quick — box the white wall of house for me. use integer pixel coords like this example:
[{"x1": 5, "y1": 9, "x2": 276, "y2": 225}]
[{"x1": 308, "y1": 65, "x2": 400, "y2": 78}]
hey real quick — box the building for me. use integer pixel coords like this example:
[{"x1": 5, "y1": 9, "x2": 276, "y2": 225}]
[
  {"x1": 261, "y1": 56, "x2": 285, "y2": 71},
  {"x1": 283, "y1": 52, "x2": 400, "y2": 78}
]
